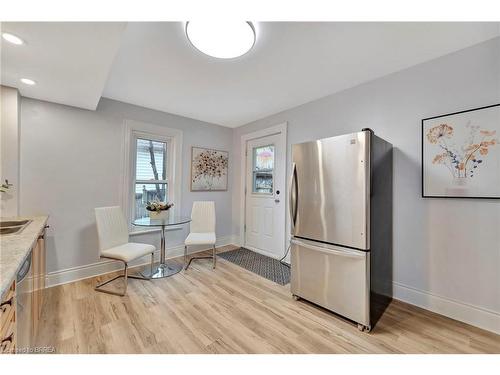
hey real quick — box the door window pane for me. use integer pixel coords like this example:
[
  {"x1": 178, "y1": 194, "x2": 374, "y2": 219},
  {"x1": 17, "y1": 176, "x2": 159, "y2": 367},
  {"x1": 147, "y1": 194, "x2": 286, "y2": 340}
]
[
  {"x1": 135, "y1": 183, "x2": 168, "y2": 219},
  {"x1": 136, "y1": 139, "x2": 167, "y2": 181},
  {"x1": 252, "y1": 145, "x2": 274, "y2": 194}
]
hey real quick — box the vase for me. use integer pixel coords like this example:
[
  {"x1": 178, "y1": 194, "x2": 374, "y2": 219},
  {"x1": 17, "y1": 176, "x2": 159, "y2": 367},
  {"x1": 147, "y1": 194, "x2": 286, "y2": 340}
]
[
  {"x1": 445, "y1": 176, "x2": 469, "y2": 196},
  {"x1": 149, "y1": 210, "x2": 170, "y2": 220}
]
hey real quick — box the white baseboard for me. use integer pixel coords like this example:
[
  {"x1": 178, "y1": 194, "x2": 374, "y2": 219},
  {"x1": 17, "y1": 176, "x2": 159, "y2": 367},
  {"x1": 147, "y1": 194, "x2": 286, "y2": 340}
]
[
  {"x1": 231, "y1": 235, "x2": 242, "y2": 247},
  {"x1": 393, "y1": 281, "x2": 500, "y2": 334},
  {"x1": 46, "y1": 235, "x2": 237, "y2": 288},
  {"x1": 243, "y1": 244, "x2": 281, "y2": 260}
]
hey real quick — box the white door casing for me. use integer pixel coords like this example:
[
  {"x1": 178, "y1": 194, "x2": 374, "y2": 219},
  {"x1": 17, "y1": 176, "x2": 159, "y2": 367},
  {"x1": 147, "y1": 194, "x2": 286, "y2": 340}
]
[{"x1": 241, "y1": 124, "x2": 287, "y2": 259}]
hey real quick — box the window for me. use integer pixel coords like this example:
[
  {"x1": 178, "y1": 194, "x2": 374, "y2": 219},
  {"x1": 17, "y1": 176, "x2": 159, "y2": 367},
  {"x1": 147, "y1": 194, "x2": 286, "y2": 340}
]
[
  {"x1": 123, "y1": 120, "x2": 183, "y2": 230},
  {"x1": 252, "y1": 144, "x2": 274, "y2": 194},
  {"x1": 134, "y1": 138, "x2": 170, "y2": 219}
]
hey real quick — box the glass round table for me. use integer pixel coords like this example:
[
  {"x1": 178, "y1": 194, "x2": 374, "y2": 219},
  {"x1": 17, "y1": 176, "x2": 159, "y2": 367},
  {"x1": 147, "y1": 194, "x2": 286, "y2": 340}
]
[{"x1": 133, "y1": 215, "x2": 191, "y2": 278}]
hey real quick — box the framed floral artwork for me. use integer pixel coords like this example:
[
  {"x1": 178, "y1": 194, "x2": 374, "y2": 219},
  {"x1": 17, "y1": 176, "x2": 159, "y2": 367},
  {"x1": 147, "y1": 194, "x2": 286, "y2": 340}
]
[
  {"x1": 191, "y1": 147, "x2": 229, "y2": 191},
  {"x1": 422, "y1": 103, "x2": 500, "y2": 199}
]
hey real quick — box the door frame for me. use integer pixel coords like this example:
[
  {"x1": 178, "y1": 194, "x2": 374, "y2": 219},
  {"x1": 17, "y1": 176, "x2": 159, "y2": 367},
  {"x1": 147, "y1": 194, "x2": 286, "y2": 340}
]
[{"x1": 239, "y1": 122, "x2": 288, "y2": 259}]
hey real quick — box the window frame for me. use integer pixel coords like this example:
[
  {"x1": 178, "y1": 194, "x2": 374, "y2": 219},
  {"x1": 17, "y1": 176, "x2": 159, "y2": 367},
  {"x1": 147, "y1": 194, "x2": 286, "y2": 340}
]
[
  {"x1": 132, "y1": 135, "x2": 173, "y2": 220},
  {"x1": 122, "y1": 120, "x2": 183, "y2": 234}
]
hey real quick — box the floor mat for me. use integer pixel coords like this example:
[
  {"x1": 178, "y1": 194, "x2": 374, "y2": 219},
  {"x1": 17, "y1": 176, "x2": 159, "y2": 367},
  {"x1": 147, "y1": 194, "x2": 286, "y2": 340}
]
[{"x1": 218, "y1": 247, "x2": 290, "y2": 285}]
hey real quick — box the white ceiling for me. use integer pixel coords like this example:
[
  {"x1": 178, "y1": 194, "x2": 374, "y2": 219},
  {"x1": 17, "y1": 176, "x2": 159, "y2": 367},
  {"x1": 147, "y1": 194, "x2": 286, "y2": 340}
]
[
  {"x1": 1, "y1": 22, "x2": 126, "y2": 110},
  {"x1": 2, "y1": 22, "x2": 500, "y2": 126}
]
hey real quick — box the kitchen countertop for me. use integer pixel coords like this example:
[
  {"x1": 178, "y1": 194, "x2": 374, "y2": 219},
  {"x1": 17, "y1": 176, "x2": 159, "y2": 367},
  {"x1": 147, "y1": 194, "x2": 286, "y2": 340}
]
[{"x1": 0, "y1": 216, "x2": 49, "y2": 301}]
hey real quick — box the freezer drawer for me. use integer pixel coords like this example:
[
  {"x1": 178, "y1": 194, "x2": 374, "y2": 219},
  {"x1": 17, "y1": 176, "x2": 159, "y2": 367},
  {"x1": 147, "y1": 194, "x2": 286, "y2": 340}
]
[{"x1": 291, "y1": 238, "x2": 370, "y2": 326}]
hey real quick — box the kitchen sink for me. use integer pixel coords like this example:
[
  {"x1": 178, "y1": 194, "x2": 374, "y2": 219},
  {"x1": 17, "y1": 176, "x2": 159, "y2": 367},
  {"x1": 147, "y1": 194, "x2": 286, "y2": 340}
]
[
  {"x1": 0, "y1": 219, "x2": 32, "y2": 236},
  {"x1": 0, "y1": 220, "x2": 31, "y2": 228},
  {"x1": 0, "y1": 227, "x2": 24, "y2": 235}
]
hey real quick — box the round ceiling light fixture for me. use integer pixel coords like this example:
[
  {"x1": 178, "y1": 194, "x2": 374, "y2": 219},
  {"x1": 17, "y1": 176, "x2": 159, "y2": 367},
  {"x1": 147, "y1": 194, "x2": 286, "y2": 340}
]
[
  {"x1": 2, "y1": 32, "x2": 25, "y2": 45},
  {"x1": 185, "y1": 21, "x2": 256, "y2": 59},
  {"x1": 20, "y1": 78, "x2": 36, "y2": 85}
]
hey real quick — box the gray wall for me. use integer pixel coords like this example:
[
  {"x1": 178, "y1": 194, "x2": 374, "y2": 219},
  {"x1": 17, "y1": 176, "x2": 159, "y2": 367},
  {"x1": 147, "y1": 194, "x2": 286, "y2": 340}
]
[
  {"x1": 20, "y1": 97, "x2": 233, "y2": 273},
  {"x1": 232, "y1": 38, "x2": 500, "y2": 321},
  {"x1": 0, "y1": 86, "x2": 20, "y2": 216}
]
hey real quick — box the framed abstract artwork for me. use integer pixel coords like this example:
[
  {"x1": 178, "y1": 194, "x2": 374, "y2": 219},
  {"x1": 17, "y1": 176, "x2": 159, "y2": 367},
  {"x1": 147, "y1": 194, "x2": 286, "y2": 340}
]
[
  {"x1": 422, "y1": 103, "x2": 500, "y2": 199},
  {"x1": 191, "y1": 147, "x2": 229, "y2": 191}
]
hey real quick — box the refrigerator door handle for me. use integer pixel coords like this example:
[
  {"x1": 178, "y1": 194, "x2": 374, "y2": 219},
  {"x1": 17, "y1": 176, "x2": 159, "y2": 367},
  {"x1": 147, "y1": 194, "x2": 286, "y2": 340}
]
[{"x1": 289, "y1": 162, "x2": 298, "y2": 232}]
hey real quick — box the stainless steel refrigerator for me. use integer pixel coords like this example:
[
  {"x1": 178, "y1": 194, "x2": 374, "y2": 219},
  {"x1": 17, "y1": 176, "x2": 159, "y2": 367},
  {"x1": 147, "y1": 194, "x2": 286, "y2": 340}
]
[{"x1": 289, "y1": 129, "x2": 392, "y2": 332}]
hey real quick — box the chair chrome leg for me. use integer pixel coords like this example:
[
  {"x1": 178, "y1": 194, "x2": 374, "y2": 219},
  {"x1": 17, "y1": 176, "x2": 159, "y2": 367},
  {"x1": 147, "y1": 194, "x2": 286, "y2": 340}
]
[
  {"x1": 94, "y1": 275, "x2": 126, "y2": 296},
  {"x1": 138, "y1": 252, "x2": 155, "y2": 280},
  {"x1": 150, "y1": 252, "x2": 154, "y2": 277},
  {"x1": 95, "y1": 260, "x2": 128, "y2": 297},
  {"x1": 123, "y1": 263, "x2": 128, "y2": 295},
  {"x1": 184, "y1": 246, "x2": 217, "y2": 271},
  {"x1": 184, "y1": 245, "x2": 188, "y2": 267},
  {"x1": 95, "y1": 255, "x2": 153, "y2": 296},
  {"x1": 185, "y1": 256, "x2": 195, "y2": 270}
]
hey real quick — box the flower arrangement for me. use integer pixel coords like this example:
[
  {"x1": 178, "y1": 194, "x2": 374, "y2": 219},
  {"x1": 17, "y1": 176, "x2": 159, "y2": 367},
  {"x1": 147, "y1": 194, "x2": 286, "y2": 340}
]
[
  {"x1": 427, "y1": 123, "x2": 499, "y2": 179},
  {"x1": 145, "y1": 200, "x2": 174, "y2": 212}
]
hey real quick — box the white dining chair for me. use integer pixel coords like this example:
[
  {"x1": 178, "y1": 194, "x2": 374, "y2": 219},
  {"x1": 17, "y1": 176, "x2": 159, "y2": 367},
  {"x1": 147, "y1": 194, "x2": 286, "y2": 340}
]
[
  {"x1": 94, "y1": 206, "x2": 155, "y2": 296},
  {"x1": 184, "y1": 201, "x2": 217, "y2": 270}
]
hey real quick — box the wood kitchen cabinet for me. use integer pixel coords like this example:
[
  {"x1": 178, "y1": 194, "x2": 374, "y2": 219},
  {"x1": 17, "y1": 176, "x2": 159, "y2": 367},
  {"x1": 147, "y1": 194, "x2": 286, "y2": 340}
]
[
  {"x1": 31, "y1": 228, "x2": 46, "y2": 338},
  {"x1": 1, "y1": 223, "x2": 47, "y2": 354}
]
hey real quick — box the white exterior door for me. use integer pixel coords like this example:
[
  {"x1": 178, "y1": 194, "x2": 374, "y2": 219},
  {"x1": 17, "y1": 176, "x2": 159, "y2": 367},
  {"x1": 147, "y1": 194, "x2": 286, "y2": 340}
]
[{"x1": 245, "y1": 134, "x2": 286, "y2": 258}]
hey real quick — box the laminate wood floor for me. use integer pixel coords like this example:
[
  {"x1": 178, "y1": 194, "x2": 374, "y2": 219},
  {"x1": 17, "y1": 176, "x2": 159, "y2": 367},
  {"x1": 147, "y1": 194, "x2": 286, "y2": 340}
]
[{"x1": 35, "y1": 245, "x2": 500, "y2": 354}]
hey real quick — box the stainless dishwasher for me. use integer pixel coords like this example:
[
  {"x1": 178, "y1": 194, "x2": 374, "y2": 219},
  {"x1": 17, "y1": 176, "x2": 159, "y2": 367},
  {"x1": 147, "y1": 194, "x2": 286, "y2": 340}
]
[{"x1": 16, "y1": 250, "x2": 33, "y2": 351}]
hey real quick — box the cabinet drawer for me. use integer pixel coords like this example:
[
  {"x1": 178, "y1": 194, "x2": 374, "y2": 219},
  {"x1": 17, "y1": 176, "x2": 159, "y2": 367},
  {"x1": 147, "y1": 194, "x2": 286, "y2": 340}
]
[
  {"x1": 0, "y1": 311, "x2": 15, "y2": 354},
  {"x1": 0, "y1": 285, "x2": 15, "y2": 331},
  {"x1": 1, "y1": 336, "x2": 14, "y2": 354},
  {"x1": 0, "y1": 300, "x2": 15, "y2": 340}
]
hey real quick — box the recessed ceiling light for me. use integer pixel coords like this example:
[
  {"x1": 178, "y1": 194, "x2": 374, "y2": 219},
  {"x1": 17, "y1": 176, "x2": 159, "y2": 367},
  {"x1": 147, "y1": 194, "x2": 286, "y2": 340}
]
[
  {"x1": 2, "y1": 32, "x2": 24, "y2": 45},
  {"x1": 185, "y1": 21, "x2": 256, "y2": 59},
  {"x1": 20, "y1": 78, "x2": 36, "y2": 86}
]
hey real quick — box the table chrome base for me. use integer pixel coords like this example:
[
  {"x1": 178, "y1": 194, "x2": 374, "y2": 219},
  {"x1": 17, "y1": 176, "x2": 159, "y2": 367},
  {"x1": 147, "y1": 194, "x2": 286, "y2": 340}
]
[{"x1": 141, "y1": 263, "x2": 182, "y2": 279}]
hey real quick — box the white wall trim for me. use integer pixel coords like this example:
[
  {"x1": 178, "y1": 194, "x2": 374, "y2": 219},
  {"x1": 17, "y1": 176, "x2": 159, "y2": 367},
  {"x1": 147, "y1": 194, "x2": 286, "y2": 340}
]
[
  {"x1": 46, "y1": 235, "x2": 237, "y2": 288},
  {"x1": 244, "y1": 244, "x2": 281, "y2": 260},
  {"x1": 239, "y1": 122, "x2": 288, "y2": 254},
  {"x1": 393, "y1": 281, "x2": 500, "y2": 334}
]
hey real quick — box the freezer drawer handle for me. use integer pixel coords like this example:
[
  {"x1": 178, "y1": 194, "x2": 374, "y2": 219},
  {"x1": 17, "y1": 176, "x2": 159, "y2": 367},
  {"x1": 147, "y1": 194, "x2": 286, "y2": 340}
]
[{"x1": 292, "y1": 240, "x2": 366, "y2": 259}]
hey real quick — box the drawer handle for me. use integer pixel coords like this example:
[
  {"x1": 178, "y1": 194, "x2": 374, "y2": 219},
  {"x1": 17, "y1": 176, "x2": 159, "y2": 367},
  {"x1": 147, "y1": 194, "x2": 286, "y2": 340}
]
[
  {"x1": 1, "y1": 332, "x2": 13, "y2": 344},
  {"x1": 1, "y1": 333, "x2": 13, "y2": 353},
  {"x1": 0, "y1": 298, "x2": 13, "y2": 311}
]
